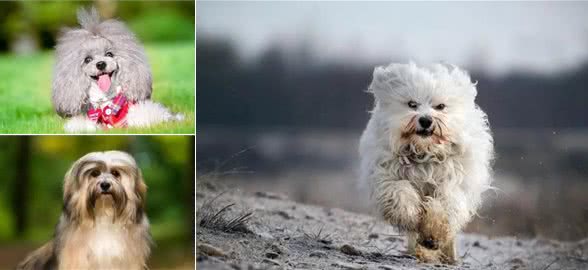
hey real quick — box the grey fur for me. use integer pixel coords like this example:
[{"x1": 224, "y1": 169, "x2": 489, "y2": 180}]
[{"x1": 52, "y1": 7, "x2": 152, "y2": 118}]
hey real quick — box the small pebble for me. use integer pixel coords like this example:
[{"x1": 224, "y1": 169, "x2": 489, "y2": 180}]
[
  {"x1": 254, "y1": 191, "x2": 286, "y2": 200},
  {"x1": 319, "y1": 239, "x2": 333, "y2": 245},
  {"x1": 275, "y1": 210, "x2": 293, "y2": 219},
  {"x1": 369, "y1": 252, "x2": 383, "y2": 258},
  {"x1": 309, "y1": 251, "x2": 328, "y2": 258},
  {"x1": 332, "y1": 261, "x2": 367, "y2": 270},
  {"x1": 265, "y1": 252, "x2": 280, "y2": 259},
  {"x1": 509, "y1": 258, "x2": 524, "y2": 265},
  {"x1": 197, "y1": 243, "x2": 226, "y2": 257},
  {"x1": 340, "y1": 244, "x2": 362, "y2": 256},
  {"x1": 379, "y1": 265, "x2": 398, "y2": 270},
  {"x1": 262, "y1": 258, "x2": 281, "y2": 266},
  {"x1": 269, "y1": 244, "x2": 284, "y2": 254}
]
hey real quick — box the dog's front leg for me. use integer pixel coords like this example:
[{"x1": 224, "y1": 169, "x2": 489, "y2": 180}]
[
  {"x1": 373, "y1": 179, "x2": 422, "y2": 238},
  {"x1": 435, "y1": 189, "x2": 471, "y2": 264},
  {"x1": 415, "y1": 197, "x2": 457, "y2": 264},
  {"x1": 64, "y1": 115, "x2": 99, "y2": 133},
  {"x1": 440, "y1": 237, "x2": 457, "y2": 265}
]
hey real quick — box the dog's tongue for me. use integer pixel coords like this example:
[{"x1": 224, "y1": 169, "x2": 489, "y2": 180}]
[{"x1": 97, "y1": 74, "x2": 111, "y2": 92}]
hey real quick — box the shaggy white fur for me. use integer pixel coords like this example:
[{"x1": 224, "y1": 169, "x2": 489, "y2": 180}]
[
  {"x1": 126, "y1": 100, "x2": 184, "y2": 127},
  {"x1": 359, "y1": 62, "x2": 494, "y2": 264}
]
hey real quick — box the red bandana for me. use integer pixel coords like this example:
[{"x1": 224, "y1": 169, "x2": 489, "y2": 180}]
[{"x1": 87, "y1": 93, "x2": 131, "y2": 128}]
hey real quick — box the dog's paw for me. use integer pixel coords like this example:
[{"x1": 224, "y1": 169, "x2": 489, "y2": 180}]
[
  {"x1": 414, "y1": 242, "x2": 458, "y2": 265},
  {"x1": 418, "y1": 236, "x2": 439, "y2": 250},
  {"x1": 414, "y1": 244, "x2": 442, "y2": 263},
  {"x1": 173, "y1": 113, "x2": 185, "y2": 121},
  {"x1": 64, "y1": 117, "x2": 98, "y2": 133},
  {"x1": 440, "y1": 252, "x2": 458, "y2": 265},
  {"x1": 417, "y1": 198, "x2": 452, "y2": 251}
]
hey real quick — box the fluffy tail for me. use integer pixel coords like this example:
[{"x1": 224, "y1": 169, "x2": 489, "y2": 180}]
[
  {"x1": 126, "y1": 100, "x2": 184, "y2": 127},
  {"x1": 16, "y1": 241, "x2": 56, "y2": 270}
]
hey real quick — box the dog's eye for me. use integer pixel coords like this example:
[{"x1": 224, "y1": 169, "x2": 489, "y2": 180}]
[
  {"x1": 407, "y1": 101, "x2": 418, "y2": 109},
  {"x1": 111, "y1": 169, "x2": 120, "y2": 178},
  {"x1": 434, "y1": 104, "x2": 446, "y2": 111},
  {"x1": 84, "y1": 56, "x2": 93, "y2": 64},
  {"x1": 90, "y1": 169, "x2": 101, "y2": 177},
  {"x1": 105, "y1": 52, "x2": 114, "y2": 57}
]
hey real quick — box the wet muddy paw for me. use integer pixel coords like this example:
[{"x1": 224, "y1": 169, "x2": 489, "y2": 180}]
[
  {"x1": 417, "y1": 198, "x2": 451, "y2": 250},
  {"x1": 414, "y1": 244, "x2": 442, "y2": 263},
  {"x1": 418, "y1": 236, "x2": 439, "y2": 250}
]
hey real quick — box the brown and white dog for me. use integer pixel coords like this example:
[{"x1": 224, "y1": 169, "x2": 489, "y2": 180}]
[{"x1": 17, "y1": 151, "x2": 152, "y2": 270}]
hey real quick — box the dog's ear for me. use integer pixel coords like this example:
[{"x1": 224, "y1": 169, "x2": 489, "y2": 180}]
[
  {"x1": 62, "y1": 157, "x2": 84, "y2": 200},
  {"x1": 52, "y1": 29, "x2": 91, "y2": 118},
  {"x1": 133, "y1": 168, "x2": 148, "y2": 222},
  {"x1": 369, "y1": 66, "x2": 396, "y2": 103},
  {"x1": 99, "y1": 19, "x2": 153, "y2": 102},
  {"x1": 369, "y1": 63, "x2": 421, "y2": 104},
  {"x1": 135, "y1": 169, "x2": 147, "y2": 204},
  {"x1": 117, "y1": 53, "x2": 153, "y2": 101},
  {"x1": 368, "y1": 64, "x2": 408, "y2": 104}
]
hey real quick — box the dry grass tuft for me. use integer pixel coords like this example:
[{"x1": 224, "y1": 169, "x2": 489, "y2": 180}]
[{"x1": 197, "y1": 191, "x2": 253, "y2": 233}]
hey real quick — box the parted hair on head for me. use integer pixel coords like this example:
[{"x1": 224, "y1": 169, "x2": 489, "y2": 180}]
[{"x1": 62, "y1": 151, "x2": 147, "y2": 224}]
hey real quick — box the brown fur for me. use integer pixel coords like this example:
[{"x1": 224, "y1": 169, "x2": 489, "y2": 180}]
[
  {"x1": 413, "y1": 198, "x2": 457, "y2": 264},
  {"x1": 16, "y1": 151, "x2": 151, "y2": 270}
]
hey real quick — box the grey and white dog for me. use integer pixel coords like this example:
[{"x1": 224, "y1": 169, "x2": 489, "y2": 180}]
[{"x1": 52, "y1": 7, "x2": 182, "y2": 133}]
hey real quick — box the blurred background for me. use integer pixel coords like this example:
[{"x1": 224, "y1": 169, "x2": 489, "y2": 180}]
[
  {"x1": 197, "y1": 2, "x2": 588, "y2": 242},
  {"x1": 0, "y1": 0, "x2": 194, "y2": 54},
  {"x1": 0, "y1": 136, "x2": 194, "y2": 269}
]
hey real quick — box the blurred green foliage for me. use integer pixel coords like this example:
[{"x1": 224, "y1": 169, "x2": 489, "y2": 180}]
[
  {"x1": 129, "y1": 9, "x2": 195, "y2": 43},
  {"x1": 0, "y1": 0, "x2": 194, "y2": 52},
  {"x1": 0, "y1": 136, "x2": 194, "y2": 269},
  {"x1": 0, "y1": 42, "x2": 195, "y2": 133}
]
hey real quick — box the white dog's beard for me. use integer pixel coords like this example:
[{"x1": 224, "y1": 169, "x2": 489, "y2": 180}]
[{"x1": 395, "y1": 138, "x2": 461, "y2": 165}]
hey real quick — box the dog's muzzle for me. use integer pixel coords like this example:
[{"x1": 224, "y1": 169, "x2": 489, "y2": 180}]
[
  {"x1": 416, "y1": 116, "x2": 434, "y2": 137},
  {"x1": 99, "y1": 181, "x2": 111, "y2": 193}
]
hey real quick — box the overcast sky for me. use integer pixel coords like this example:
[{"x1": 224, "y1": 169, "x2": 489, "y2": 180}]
[{"x1": 197, "y1": 1, "x2": 588, "y2": 75}]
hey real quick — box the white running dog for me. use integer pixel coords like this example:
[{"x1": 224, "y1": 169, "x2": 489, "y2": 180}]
[{"x1": 359, "y1": 62, "x2": 494, "y2": 264}]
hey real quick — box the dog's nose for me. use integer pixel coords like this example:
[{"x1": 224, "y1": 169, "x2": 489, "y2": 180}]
[
  {"x1": 418, "y1": 116, "x2": 433, "y2": 129},
  {"x1": 96, "y1": 61, "x2": 107, "y2": 70},
  {"x1": 100, "y1": 182, "x2": 111, "y2": 191}
]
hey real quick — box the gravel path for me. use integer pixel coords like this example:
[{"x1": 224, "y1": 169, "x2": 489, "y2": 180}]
[{"x1": 196, "y1": 183, "x2": 588, "y2": 270}]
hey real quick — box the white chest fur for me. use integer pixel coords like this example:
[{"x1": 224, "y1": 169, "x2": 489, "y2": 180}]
[
  {"x1": 89, "y1": 83, "x2": 110, "y2": 108},
  {"x1": 58, "y1": 199, "x2": 145, "y2": 270},
  {"x1": 88, "y1": 218, "x2": 127, "y2": 264}
]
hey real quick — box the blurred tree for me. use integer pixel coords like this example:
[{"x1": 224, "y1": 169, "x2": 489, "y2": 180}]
[
  {"x1": 0, "y1": 0, "x2": 195, "y2": 53},
  {"x1": 186, "y1": 136, "x2": 195, "y2": 250},
  {"x1": 12, "y1": 137, "x2": 31, "y2": 237}
]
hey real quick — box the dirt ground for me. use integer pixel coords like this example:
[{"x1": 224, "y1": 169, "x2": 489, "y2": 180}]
[{"x1": 196, "y1": 182, "x2": 588, "y2": 270}]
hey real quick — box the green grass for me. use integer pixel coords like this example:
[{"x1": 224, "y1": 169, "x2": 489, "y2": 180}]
[{"x1": 0, "y1": 42, "x2": 195, "y2": 134}]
